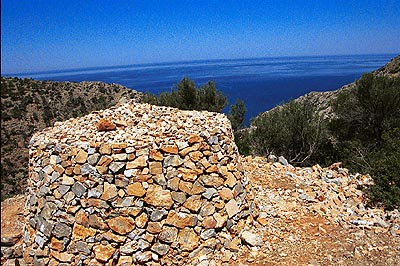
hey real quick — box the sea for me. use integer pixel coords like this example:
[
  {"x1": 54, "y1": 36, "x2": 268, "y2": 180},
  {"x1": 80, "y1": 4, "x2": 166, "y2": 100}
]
[{"x1": 8, "y1": 54, "x2": 397, "y2": 126}]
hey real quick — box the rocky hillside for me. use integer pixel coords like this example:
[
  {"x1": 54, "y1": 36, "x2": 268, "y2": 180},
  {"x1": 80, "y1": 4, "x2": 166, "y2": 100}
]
[{"x1": 1, "y1": 77, "x2": 143, "y2": 200}]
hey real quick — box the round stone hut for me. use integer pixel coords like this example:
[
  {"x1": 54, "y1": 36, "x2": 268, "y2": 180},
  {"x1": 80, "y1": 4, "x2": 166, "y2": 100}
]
[{"x1": 24, "y1": 102, "x2": 254, "y2": 265}]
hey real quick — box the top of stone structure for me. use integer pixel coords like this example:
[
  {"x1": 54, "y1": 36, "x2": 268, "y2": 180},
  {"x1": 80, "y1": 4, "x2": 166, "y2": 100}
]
[{"x1": 30, "y1": 102, "x2": 232, "y2": 148}]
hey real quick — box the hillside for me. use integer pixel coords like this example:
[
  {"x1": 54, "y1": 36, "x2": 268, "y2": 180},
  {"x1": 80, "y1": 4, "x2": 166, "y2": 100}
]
[{"x1": 0, "y1": 77, "x2": 143, "y2": 200}]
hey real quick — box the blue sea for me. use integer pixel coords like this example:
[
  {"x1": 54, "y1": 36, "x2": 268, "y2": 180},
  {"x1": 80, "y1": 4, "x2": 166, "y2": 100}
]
[{"x1": 9, "y1": 54, "x2": 397, "y2": 125}]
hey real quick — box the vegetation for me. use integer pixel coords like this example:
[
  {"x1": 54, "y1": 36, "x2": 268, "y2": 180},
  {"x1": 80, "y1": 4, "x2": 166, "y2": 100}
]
[
  {"x1": 240, "y1": 73, "x2": 399, "y2": 209},
  {"x1": 143, "y1": 77, "x2": 228, "y2": 112}
]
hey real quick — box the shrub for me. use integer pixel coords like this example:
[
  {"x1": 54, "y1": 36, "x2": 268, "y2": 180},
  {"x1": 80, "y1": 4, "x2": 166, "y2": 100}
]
[
  {"x1": 228, "y1": 98, "x2": 246, "y2": 132},
  {"x1": 249, "y1": 99, "x2": 329, "y2": 165}
]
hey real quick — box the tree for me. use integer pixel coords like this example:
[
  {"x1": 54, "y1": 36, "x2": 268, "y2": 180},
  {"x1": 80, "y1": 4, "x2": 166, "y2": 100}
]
[{"x1": 228, "y1": 98, "x2": 246, "y2": 131}]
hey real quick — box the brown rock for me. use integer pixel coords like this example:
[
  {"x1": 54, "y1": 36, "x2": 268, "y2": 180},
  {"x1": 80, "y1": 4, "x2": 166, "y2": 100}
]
[
  {"x1": 144, "y1": 187, "x2": 174, "y2": 209},
  {"x1": 100, "y1": 182, "x2": 118, "y2": 201},
  {"x1": 179, "y1": 168, "x2": 198, "y2": 182},
  {"x1": 161, "y1": 144, "x2": 179, "y2": 154},
  {"x1": 75, "y1": 210, "x2": 89, "y2": 227},
  {"x1": 72, "y1": 223, "x2": 96, "y2": 240},
  {"x1": 135, "y1": 212, "x2": 148, "y2": 228},
  {"x1": 225, "y1": 199, "x2": 240, "y2": 218},
  {"x1": 89, "y1": 214, "x2": 109, "y2": 230},
  {"x1": 218, "y1": 188, "x2": 234, "y2": 201},
  {"x1": 149, "y1": 149, "x2": 163, "y2": 161},
  {"x1": 50, "y1": 251, "x2": 74, "y2": 262},
  {"x1": 187, "y1": 134, "x2": 203, "y2": 143},
  {"x1": 97, "y1": 155, "x2": 113, "y2": 166},
  {"x1": 167, "y1": 177, "x2": 180, "y2": 191},
  {"x1": 50, "y1": 237, "x2": 64, "y2": 252},
  {"x1": 178, "y1": 228, "x2": 200, "y2": 251},
  {"x1": 99, "y1": 144, "x2": 112, "y2": 155},
  {"x1": 96, "y1": 118, "x2": 116, "y2": 131},
  {"x1": 117, "y1": 256, "x2": 133, "y2": 266},
  {"x1": 183, "y1": 195, "x2": 203, "y2": 212},
  {"x1": 126, "y1": 155, "x2": 147, "y2": 169},
  {"x1": 224, "y1": 172, "x2": 237, "y2": 188},
  {"x1": 158, "y1": 226, "x2": 178, "y2": 243},
  {"x1": 102, "y1": 231, "x2": 126, "y2": 243},
  {"x1": 107, "y1": 216, "x2": 135, "y2": 235},
  {"x1": 93, "y1": 244, "x2": 115, "y2": 262},
  {"x1": 165, "y1": 210, "x2": 197, "y2": 228},
  {"x1": 213, "y1": 213, "x2": 227, "y2": 228},
  {"x1": 75, "y1": 149, "x2": 88, "y2": 164},
  {"x1": 202, "y1": 216, "x2": 217, "y2": 229},
  {"x1": 189, "y1": 151, "x2": 203, "y2": 161},
  {"x1": 127, "y1": 182, "x2": 146, "y2": 197},
  {"x1": 149, "y1": 161, "x2": 163, "y2": 175},
  {"x1": 147, "y1": 222, "x2": 162, "y2": 234},
  {"x1": 178, "y1": 180, "x2": 193, "y2": 194}
]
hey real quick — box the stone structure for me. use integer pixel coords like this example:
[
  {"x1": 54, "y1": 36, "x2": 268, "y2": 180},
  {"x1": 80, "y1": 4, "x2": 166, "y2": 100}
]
[{"x1": 24, "y1": 102, "x2": 255, "y2": 265}]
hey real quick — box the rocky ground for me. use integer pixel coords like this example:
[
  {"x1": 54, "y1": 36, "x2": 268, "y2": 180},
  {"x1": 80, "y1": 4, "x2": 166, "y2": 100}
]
[{"x1": 2, "y1": 156, "x2": 399, "y2": 265}]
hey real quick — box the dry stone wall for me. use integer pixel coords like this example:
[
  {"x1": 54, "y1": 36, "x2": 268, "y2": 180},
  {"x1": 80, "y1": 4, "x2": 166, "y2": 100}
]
[{"x1": 24, "y1": 102, "x2": 255, "y2": 265}]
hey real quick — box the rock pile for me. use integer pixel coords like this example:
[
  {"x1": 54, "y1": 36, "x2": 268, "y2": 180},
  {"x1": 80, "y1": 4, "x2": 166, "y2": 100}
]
[{"x1": 23, "y1": 102, "x2": 255, "y2": 265}]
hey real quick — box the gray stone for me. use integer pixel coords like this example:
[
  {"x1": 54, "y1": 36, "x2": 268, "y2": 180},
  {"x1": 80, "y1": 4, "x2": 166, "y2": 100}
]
[
  {"x1": 164, "y1": 155, "x2": 183, "y2": 167},
  {"x1": 200, "y1": 202, "x2": 215, "y2": 217},
  {"x1": 200, "y1": 229, "x2": 216, "y2": 240},
  {"x1": 138, "y1": 239, "x2": 151, "y2": 250},
  {"x1": 171, "y1": 191, "x2": 186, "y2": 204},
  {"x1": 87, "y1": 185, "x2": 103, "y2": 198},
  {"x1": 80, "y1": 163, "x2": 97, "y2": 175},
  {"x1": 38, "y1": 219, "x2": 53, "y2": 238},
  {"x1": 120, "y1": 240, "x2": 139, "y2": 255},
  {"x1": 154, "y1": 174, "x2": 167, "y2": 186},
  {"x1": 57, "y1": 185, "x2": 70, "y2": 196},
  {"x1": 53, "y1": 223, "x2": 72, "y2": 238},
  {"x1": 115, "y1": 175, "x2": 129, "y2": 187},
  {"x1": 151, "y1": 242, "x2": 170, "y2": 256},
  {"x1": 72, "y1": 182, "x2": 86, "y2": 197},
  {"x1": 87, "y1": 153, "x2": 100, "y2": 166},
  {"x1": 34, "y1": 232, "x2": 47, "y2": 249},
  {"x1": 150, "y1": 209, "x2": 168, "y2": 222},
  {"x1": 202, "y1": 188, "x2": 217, "y2": 200},
  {"x1": 158, "y1": 226, "x2": 178, "y2": 243},
  {"x1": 41, "y1": 202, "x2": 57, "y2": 219},
  {"x1": 208, "y1": 136, "x2": 219, "y2": 145},
  {"x1": 109, "y1": 162, "x2": 125, "y2": 173},
  {"x1": 135, "y1": 251, "x2": 152, "y2": 263},
  {"x1": 267, "y1": 154, "x2": 277, "y2": 163},
  {"x1": 241, "y1": 231, "x2": 263, "y2": 246},
  {"x1": 76, "y1": 241, "x2": 91, "y2": 255},
  {"x1": 278, "y1": 156, "x2": 289, "y2": 166}
]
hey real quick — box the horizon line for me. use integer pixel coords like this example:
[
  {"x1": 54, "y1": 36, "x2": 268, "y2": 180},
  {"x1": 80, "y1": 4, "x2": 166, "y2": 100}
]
[{"x1": 2, "y1": 52, "x2": 398, "y2": 77}]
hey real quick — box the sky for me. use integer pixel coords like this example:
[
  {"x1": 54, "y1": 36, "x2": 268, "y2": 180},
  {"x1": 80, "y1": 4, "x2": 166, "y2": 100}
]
[{"x1": 1, "y1": 0, "x2": 399, "y2": 74}]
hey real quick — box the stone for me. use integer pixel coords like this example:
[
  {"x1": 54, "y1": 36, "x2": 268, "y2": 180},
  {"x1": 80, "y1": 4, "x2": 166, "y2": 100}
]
[
  {"x1": 87, "y1": 153, "x2": 100, "y2": 165},
  {"x1": 71, "y1": 182, "x2": 86, "y2": 197},
  {"x1": 147, "y1": 221, "x2": 162, "y2": 234},
  {"x1": 149, "y1": 161, "x2": 163, "y2": 175},
  {"x1": 224, "y1": 173, "x2": 237, "y2": 188},
  {"x1": 278, "y1": 156, "x2": 289, "y2": 166},
  {"x1": 127, "y1": 155, "x2": 147, "y2": 169},
  {"x1": 107, "y1": 216, "x2": 135, "y2": 235},
  {"x1": 120, "y1": 240, "x2": 139, "y2": 255},
  {"x1": 219, "y1": 188, "x2": 234, "y2": 200},
  {"x1": 117, "y1": 256, "x2": 133, "y2": 266},
  {"x1": 213, "y1": 213, "x2": 227, "y2": 228},
  {"x1": 167, "y1": 177, "x2": 180, "y2": 191},
  {"x1": 50, "y1": 237, "x2": 64, "y2": 251},
  {"x1": 158, "y1": 226, "x2": 178, "y2": 243},
  {"x1": 202, "y1": 187, "x2": 217, "y2": 199},
  {"x1": 52, "y1": 223, "x2": 71, "y2": 239},
  {"x1": 241, "y1": 231, "x2": 263, "y2": 246},
  {"x1": 50, "y1": 251, "x2": 74, "y2": 262},
  {"x1": 144, "y1": 188, "x2": 174, "y2": 209},
  {"x1": 178, "y1": 180, "x2": 193, "y2": 194},
  {"x1": 96, "y1": 118, "x2": 116, "y2": 131},
  {"x1": 188, "y1": 134, "x2": 203, "y2": 143},
  {"x1": 135, "y1": 212, "x2": 148, "y2": 228},
  {"x1": 183, "y1": 195, "x2": 203, "y2": 212},
  {"x1": 171, "y1": 191, "x2": 187, "y2": 204},
  {"x1": 72, "y1": 223, "x2": 96, "y2": 240},
  {"x1": 202, "y1": 216, "x2": 217, "y2": 229},
  {"x1": 165, "y1": 211, "x2": 197, "y2": 228},
  {"x1": 200, "y1": 202, "x2": 215, "y2": 217},
  {"x1": 164, "y1": 155, "x2": 183, "y2": 167},
  {"x1": 76, "y1": 241, "x2": 91, "y2": 255},
  {"x1": 100, "y1": 182, "x2": 118, "y2": 201},
  {"x1": 80, "y1": 163, "x2": 97, "y2": 175},
  {"x1": 200, "y1": 174, "x2": 224, "y2": 187},
  {"x1": 75, "y1": 149, "x2": 88, "y2": 164},
  {"x1": 109, "y1": 162, "x2": 125, "y2": 173},
  {"x1": 93, "y1": 244, "x2": 115, "y2": 262},
  {"x1": 149, "y1": 149, "x2": 163, "y2": 161},
  {"x1": 150, "y1": 209, "x2": 168, "y2": 222},
  {"x1": 200, "y1": 229, "x2": 216, "y2": 240},
  {"x1": 126, "y1": 182, "x2": 146, "y2": 197},
  {"x1": 135, "y1": 251, "x2": 152, "y2": 263},
  {"x1": 89, "y1": 214, "x2": 109, "y2": 230},
  {"x1": 161, "y1": 144, "x2": 179, "y2": 154},
  {"x1": 151, "y1": 242, "x2": 170, "y2": 256},
  {"x1": 178, "y1": 228, "x2": 200, "y2": 251},
  {"x1": 225, "y1": 199, "x2": 240, "y2": 218}
]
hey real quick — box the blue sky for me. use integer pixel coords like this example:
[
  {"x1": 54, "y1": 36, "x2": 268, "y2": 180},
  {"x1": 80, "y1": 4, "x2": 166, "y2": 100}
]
[{"x1": 1, "y1": 0, "x2": 399, "y2": 74}]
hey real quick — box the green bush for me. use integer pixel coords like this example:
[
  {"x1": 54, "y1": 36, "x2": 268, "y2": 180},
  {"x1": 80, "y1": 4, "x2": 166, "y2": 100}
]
[
  {"x1": 250, "y1": 99, "x2": 329, "y2": 165},
  {"x1": 228, "y1": 98, "x2": 246, "y2": 132},
  {"x1": 143, "y1": 77, "x2": 227, "y2": 112}
]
